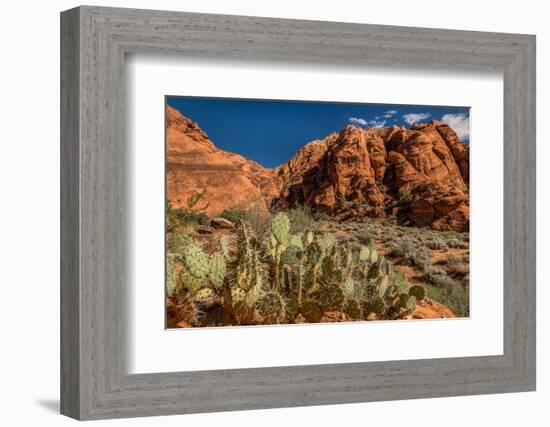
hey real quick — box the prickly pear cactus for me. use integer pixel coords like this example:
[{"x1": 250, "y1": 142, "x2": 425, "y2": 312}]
[
  {"x1": 281, "y1": 244, "x2": 301, "y2": 266},
  {"x1": 257, "y1": 292, "x2": 286, "y2": 324},
  {"x1": 359, "y1": 246, "x2": 370, "y2": 262},
  {"x1": 167, "y1": 208, "x2": 427, "y2": 326},
  {"x1": 285, "y1": 293, "x2": 300, "y2": 320},
  {"x1": 319, "y1": 233, "x2": 336, "y2": 252},
  {"x1": 370, "y1": 297, "x2": 386, "y2": 318},
  {"x1": 230, "y1": 287, "x2": 246, "y2": 305},
  {"x1": 183, "y1": 243, "x2": 209, "y2": 278},
  {"x1": 407, "y1": 295, "x2": 417, "y2": 312},
  {"x1": 194, "y1": 287, "x2": 215, "y2": 304},
  {"x1": 219, "y1": 235, "x2": 230, "y2": 259},
  {"x1": 409, "y1": 285, "x2": 426, "y2": 301},
  {"x1": 377, "y1": 275, "x2": 389, "y2": 298},
  {"x1": 342, "y1": 277, "x2": 356, "y2": 299},
  {"x1": 289, "y1": 234, "x2": 304, "y2": 249},
  {"x1": 394, "y1": 272, "x2": 409, "y2": 294},
  {"x1": 271, "y1": 212, "x2": 290, "y2": 244},
  {"x1": 305, "y1": 241, "x2": 322, "y2": 265},
  {"x1": 367, "y1": 263, "x2": 380, "y2": 279},
  {"x1": 181, "y1": 271, "x2": 204, "y2": 295},
  {"x1": 171, "y1": 233, "x2": 192, "y2": 256},
  {"x1": 301, "y1": 300, "x2": 323, "y2": 323},
  {"x1": 316, "y1": 283, "x2": 345, "y2": 311},
  {"x1": 370, "y1": 248, "x2": 379, "y2": 264},
  {"x1": 344, "y1": 300, "x2": 362, "y2": 320},
  {"x1": 166, "y1": 257, "x2": 177, "y2": 297},
  {"x1": 208, "y1": 252, "x2": 226, "y2": 288}
]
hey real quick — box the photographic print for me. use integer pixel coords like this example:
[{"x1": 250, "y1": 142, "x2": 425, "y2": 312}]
[{"x1": 165, "y1": 97, "x2": 470, "y2": 328}]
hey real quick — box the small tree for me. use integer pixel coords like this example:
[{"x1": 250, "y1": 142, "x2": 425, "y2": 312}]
[{"x1": 397, "y1": 188, "x2": 414, "y2": 204}]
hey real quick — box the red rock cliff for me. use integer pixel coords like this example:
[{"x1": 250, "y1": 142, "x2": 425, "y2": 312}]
[
  {"x1": 275, "y1": 120, "x2": 470, "y2": 231},
  {"x1": 166, "y1": 106, "x2": 469, "y2": 231},
  {"x1": 166, "y1": 105, "x2": 279, "y2": 217}
]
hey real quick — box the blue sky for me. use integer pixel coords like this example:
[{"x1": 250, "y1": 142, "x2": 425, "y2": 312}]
[{"x1": 167, "y1": 96, "x2": 470, "y2": 169}]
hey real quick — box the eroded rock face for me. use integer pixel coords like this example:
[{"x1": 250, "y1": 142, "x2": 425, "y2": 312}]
[
  {"x1": 166, "y1": 106, "x2": 469, "y2": 231},
  {"x1": 274, "y1": 121, "x2": 470, "y2": 231},
  {"x1": 166, "y1": 105, "x2": 278, "y2": 217}
]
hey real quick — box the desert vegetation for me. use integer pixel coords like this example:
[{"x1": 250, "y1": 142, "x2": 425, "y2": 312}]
[
  {"x1": 165, "y1": 104, "x2": 470, "y2": 327},
  {"x1": 166, "y1": 201, "x2": 467, "y2": 327}
]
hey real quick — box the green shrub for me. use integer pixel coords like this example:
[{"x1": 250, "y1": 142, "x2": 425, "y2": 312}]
[
  {"x1": 446, "y1": 238, "x2": 469, "y2": 249},
  {"x1": 166, "y1": 198, "x2": 210, "y2": 229},
  {"x1": 442, "y1": 231, "x2": 468, "y2": 241},
  {"x1": 311, "y1": 211, "x2": 330, "y2": 222},
  {"x1": 397, "y1": 188, "x2": 414, "y2": 204},
  {"x1": 387, "y1": 238, "x2": 431, "y2": 268},
  {"x1": 220, "y1": 205, "x2": 269, "y2": 235},
  {"x1": 445, "y1": 254, "x2": 469, "y2": 275},
  {"x1": 424, "y1": 282, "x2": 470, "y2": 317},
  {"x1": 423, "y1": 267, "x2": 457, "y2": 288},
  {"x1": 425, "y1": 238, "x2": 448, "y2": 250},
  {"x1": 286, "y1": 206, "x2": 317, "y2": 234},
  {"x1": 355, "y1": 230, "x2": 376, "y2": 246},
  {"x1": 220, "y1": 209, "x2": 248, "y2": 223}
]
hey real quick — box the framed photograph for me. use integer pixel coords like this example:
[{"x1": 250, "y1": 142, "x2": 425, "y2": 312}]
[
  {"x1": 61, "y1": 6, "x2": 536, "y2": 420},
  {"x1": 164, "y1": 96, "x2": 470, "y2": 329}
]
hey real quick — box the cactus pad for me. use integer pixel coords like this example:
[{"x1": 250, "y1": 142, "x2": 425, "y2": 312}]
[
  {"x1": 257, "y1": 292, "x2": 286, "y2": 324},
  {"x1": 208, "y1": 252, "x2": 227, "y2": 287},
  {"x1": 367, "y1": 263, "x2": 380, "y2": 279},
  {"x1": 407, "y1": 295, "x2": 417, "y2": 312},
  {"x1": 219, "y1": 235, "x2": 230, "y2": 259},
  {"x1": 290, "y1": 234, "x2": 304, "y2": 249},
  {"x1": 409, "y1": 285, "x2": 426, "y2": 301},
  {"x1": 377, "y1": 275, "x2": 389, "y2": 298},
  {"x1": 316, "y1": 283, "x2": 345, "y2": 311},
  {"x1": 166, "y1": 258, "x2": 177, "y2": 297},
  {"x1": 285, "y1": 294, "x2": 300, "y2": 320},
  {"x1": 371, "y1": 297, "x2": 386, "y2": 317},
  {"x1": 183, "y1": 243, "x2": 209, "y2": 278},
  {"x1": 231, "y1": 287, "x2": 247, "y2": 305},
  {"x1": 181, "y1": 271, "x2": 204, "y2": 295},
  {"x1": 370, "y1": 248, "x2": 379, "y2": 264},
  {"x1": 359, "y1": 246, "x2": 370, "y2": 262},
  {"x1": 344, "y1": 300, "x2": 362, "y2": 320},
  {"x1": 305, "y1": 241, "x2": 322, "y2": 264},
  {"x1": 320, "y1": 233, "x2": 336, "y2": 252},
  {"x1": 194, "y1": 287, "x2": 216, "y2": 304},
  {"x1": 271, "y1": 212, "x2": 290, "y2": 244},
  {"x1": 281, "y1": 244, "x2": 301, "y2": 265}
]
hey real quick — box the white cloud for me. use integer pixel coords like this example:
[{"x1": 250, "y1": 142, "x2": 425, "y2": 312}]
[
  {"x1": 368, "y1": 119, "x2": 387, "y2": 128},
  {"x1": 348, "y1": 117, "x2": 368, "y2": 126},
  {"x1": 348, "y1": 117, "x2": 386, "y2": 128},
  {"x1": 441, "y1": 113, "x2": 470, "y2": 141},
  {"x1": 402, "y1": 112, "x2": 431, "y2": 125}
]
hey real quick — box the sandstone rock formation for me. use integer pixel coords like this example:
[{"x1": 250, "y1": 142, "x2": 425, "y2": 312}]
[
  {"x1": 411, "y1": 298, "x2": 457, "y2": 319},
  {"x1": 166, "y1": 105, "x2": 278, "y2": 217},
  {"x1": 167, "y1": 106, "x2": 469, "y2": 231},
  {"x1": 275, "y1": 120, "x2": 470, "y2": 231}
]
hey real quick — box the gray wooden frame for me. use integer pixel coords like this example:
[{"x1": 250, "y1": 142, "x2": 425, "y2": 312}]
[{"x1": 60, "y1": 5, "x2": 536, "y2": 420}]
